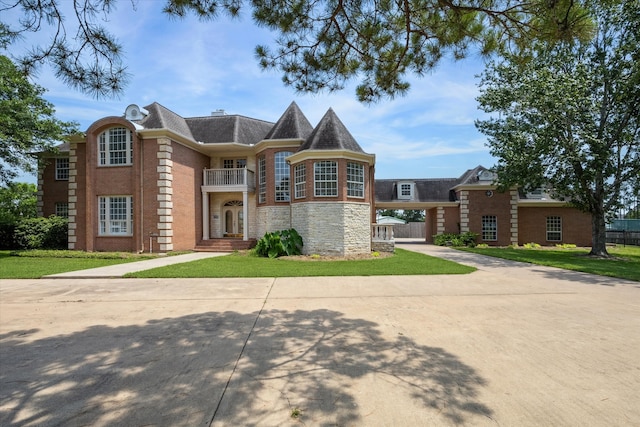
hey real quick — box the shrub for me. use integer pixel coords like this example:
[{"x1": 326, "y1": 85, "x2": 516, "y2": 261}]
[
  {"x1": 13, "y1": 216, "x2": 68, "y2": 250},
  {"x1": 254, "y1": 228, "x2": 303, "y2": 258},
  {"x1": 0, "y1": 222, "x2": 16, "y2": 249},
  {"x1": 555, "y1": 243, "x2": 577, "y2": 249},
  {"x1": 433, "y1": 232, "x2": 478, "y2": 247},
  {"x1": 523, "y1": 242, "x2": 541, "y2": 249}
]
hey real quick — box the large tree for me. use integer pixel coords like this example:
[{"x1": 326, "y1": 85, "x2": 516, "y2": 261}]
[
  {"x1": 1, "y1": 0, "x2": 593, "y2": 101},
  {"x1": 0, "y1": 55, "x2": 77, "y2": 184},
  {"x1": 475, "y1": 0, "x2": 640, "y2": 256},
  {"x1": 0, "y1": 182, "x2": 37, "y2": 224}
]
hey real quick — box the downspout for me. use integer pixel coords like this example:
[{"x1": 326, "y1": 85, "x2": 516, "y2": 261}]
[{"x1": 139, "y1": 136, "x2": 145, "y2": 253}]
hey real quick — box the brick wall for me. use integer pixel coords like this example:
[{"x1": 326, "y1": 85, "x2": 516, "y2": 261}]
[
  {"x1": 518, "y1": 206, "x2": 592, "y2": 246},
  {"x1": 38, "y1": 158, "x2": 69, "y2": 217},
  {"x1": 466, "y1": 189, "x2": 513, "y2": 246}
]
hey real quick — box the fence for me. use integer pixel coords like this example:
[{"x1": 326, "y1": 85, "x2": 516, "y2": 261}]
[
  {"x1": 605, "y1": 230, "x2": 640, "y2": 246},
  {"x1": 392, "y1": 222, "x2": 426, "y2": 238}
]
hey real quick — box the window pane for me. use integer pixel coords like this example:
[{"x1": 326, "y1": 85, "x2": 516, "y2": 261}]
[
  {"x1": 258, "y1": 156, "x2": 266, "y2": 203},
  {"x1": 546, "y1": 216, "x2": 562, "y2": 241},
  {"x1": 347, "y1": 162, "x2": 364, "y2": 198},
  {"x1": 294, "y1": 163, "x2": 306, "y2": 199},
  {"x1": 56, "y1": 158, "x2": 69, "y2": 180},
  {"x1": 99, "y1": 128, "x2": 132, "y2": 166},
  {"x1": 482, "y1": 215, "x2": 497, "y2": 241},
  {"x1": 274, "y1": 152, "x2": 292, "y2": 201},
  {"x1": 314, "y1": 161, "x2": 337, "y2": 196}
]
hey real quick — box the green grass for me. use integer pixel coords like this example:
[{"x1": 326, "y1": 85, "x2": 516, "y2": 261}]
[
  {"x1": 127, "y1": 248, "x2": 476, "y2": 278},
  {"x1": 458, "y1": 245, "x2": 640, "y2": 282},
  {"x1": 0, "y1": 250, "x2": 158, "y2": 279}
]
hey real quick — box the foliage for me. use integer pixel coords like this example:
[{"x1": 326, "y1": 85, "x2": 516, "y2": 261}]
[
  {"x1": 522, "y1": 242, "x2": 541, "y2": 249},
  {"x1": 555, "y1": 243, "x2": 577, "y2": 249},
  {"x1": 459, "y1": 246, "x2": 640, "y2": 282},
  {"x1": 0, "y1": 182, "x2": 37, "y2": 223},
  {"x1": 127, "y1": 248, "x2": 476, "y2": 278},
  {"x1": 1, "y1": 0, "x2": 593, "y2": 101},
  {"x1": 13, "y1": 216, "x2": 68, "y2": 250},
  {"x1": 377, "y1": 209, "x2": 424, "y2": 222},
  {"x1": 433, "y1": 232, "x2": 478, "y2": 247},
  {"x1": 254, "y1": 228, "x2": 303, "y2": 258},
  {"x1": 476, "y1": 0, "x2": 640, "y2": 257},
  {"x1": 0, "y1": 56, "x2": 78, "y2": 183}
]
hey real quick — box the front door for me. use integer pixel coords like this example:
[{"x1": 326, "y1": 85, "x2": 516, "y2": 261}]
[{"x1": 223, "y1": 201, "x2": 243, "y2": 237}]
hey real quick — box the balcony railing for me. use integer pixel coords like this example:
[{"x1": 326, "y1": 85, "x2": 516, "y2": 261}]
[
  {"x1": 203, "y1": 168, "x2": 255, "y2": 191},
  {"x1": 372, "y1": 224, "x2": 394, "y2": 241}
]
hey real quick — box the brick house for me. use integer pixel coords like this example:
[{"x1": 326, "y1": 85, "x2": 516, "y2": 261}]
[
  {"x1": 38, "y1": 102, "x2": 377, "y2": 255},
  {"x1": 376, "y1": 167, "x2": 592, "y2": 246},
  {"x1": 39, "y1": 102, "x2": 592, "y2": 253}
]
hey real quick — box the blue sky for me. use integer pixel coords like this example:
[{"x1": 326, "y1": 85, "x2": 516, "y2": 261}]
[{"x1": 9, "y1": 1, "x2": 495, "y2": 182}]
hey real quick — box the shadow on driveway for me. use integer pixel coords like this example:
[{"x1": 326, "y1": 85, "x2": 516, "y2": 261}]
[{"x1": 1, "y1": 309, "x2": 491, "y2": 426}]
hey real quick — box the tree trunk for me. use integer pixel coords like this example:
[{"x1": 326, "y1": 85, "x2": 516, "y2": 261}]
[{"x1": 589, "y1": 209, "x2": 609, "y2": 257}]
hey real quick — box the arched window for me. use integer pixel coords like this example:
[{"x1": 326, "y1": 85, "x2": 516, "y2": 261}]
[{"x1": 99, "y1": 127, "x2": 133, "y2": 166}]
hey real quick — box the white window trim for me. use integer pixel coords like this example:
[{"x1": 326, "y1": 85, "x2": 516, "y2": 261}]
[
  {"x1": 314, "y1": 160, "x2": 338, "y2": 197},
  {"x1": 546, "y1": 216, "x2": 562, "y2": 241},
  {"x1": 98, "y1": 196, "x2": 133, "y2": 236},
  {"x1": 258, "y1": 156, "x2": 266, "y2": 203},
  {"x1": 55, "y1": 158, "x2": 69, "y2": 180},
  {"x1": 274, "y1": 151, "x2": 293, "y2": 202},
  {"x1": 99, "y1": 127, "x2": 133, "y2": 166},
  {"x1": 347, "y1": 162, "x2": 364, "y2": 198},
  {"x1": 294, "y1": 163, "x2": 306, "y2": 199},
  {"x1": 482, "y1": 215, "x2": 498, "y2": 241},
  {"x1": 398, "y1": 181, "x2": 414, "y2": 200}
]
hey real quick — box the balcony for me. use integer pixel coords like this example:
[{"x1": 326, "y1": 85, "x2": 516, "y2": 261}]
[{"x1": 202, "y1": 168, "x2": 255, "y2": 192}]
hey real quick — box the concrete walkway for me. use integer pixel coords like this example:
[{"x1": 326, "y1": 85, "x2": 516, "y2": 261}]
[
  {"x1": 1, "y1": 241, "x2": 639, "y2": 426},
  {"x1": 44, "y1": 251, "x2": 229, "y2": 278}
]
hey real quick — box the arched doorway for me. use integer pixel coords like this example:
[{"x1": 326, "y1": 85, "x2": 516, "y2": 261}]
[{"x1": 223, "y1": 200, "x2": 243, "y2": 237}]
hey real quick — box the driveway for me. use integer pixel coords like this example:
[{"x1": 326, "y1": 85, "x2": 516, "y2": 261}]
[{"x1": 1, "y1": 242, "x2": 639, "y2": 426}]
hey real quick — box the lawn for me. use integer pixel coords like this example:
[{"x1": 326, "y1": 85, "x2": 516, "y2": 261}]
[
  {"x1": 0, "y1": 250, "x2": 157, "y2": 279},
  {"x1": 127, "y1": 248, "x2": 476, "y2": 278},
  {"x1": 458, "y1": 245, "x2": 640, "y2": 282}
]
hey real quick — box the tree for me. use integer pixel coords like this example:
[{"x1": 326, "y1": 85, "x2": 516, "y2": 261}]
[
  {"x1": 0, "y1": 55, "x2": 77, "y2": 184},
  {"x1": 1, "y1": 0, "x2": 593, "y2": 101},
  {"x1": 475, "y1": 0, "x2": 640, "y2": 257},
  {"x1": 0, "y1": 182, "x2": 37, "y2": 224},
  {"x1": 400, "y1": 210, "x2": 425, "y2": 223}
]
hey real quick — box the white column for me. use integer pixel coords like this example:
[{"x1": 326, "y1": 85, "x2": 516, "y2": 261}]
[
  {"x1": 202, "y1": 190, "x2": 209, "y2": 240},
  {"x1": 242, "y1": 191, "x2": 248, "y2": 241}
]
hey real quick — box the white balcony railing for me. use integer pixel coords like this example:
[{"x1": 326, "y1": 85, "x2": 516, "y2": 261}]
[
  {"x1": 372, "y1": 224, "x2": 394, "y2": 241},
  {"x1": 203, "y1": 168, "x2": 255, "y2": 191}
]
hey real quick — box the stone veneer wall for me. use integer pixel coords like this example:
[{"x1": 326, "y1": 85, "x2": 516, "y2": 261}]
[
  {"x1": 156, "y1": 138, "x2": 174, "y2": 252},
  {"x1": 292, "y1": 202, "x2": 371, "y2": 256},
  {"x1": 256, "y1": 205, "x2": 292, "y2": 238}
]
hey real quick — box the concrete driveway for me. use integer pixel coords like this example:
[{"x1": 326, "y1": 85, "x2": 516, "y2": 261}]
[{"x1": 1, "y1": 242, "x2": 639, "y2": 426}]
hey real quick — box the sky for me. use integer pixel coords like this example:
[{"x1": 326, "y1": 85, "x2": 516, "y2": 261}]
[{"x1": 7, "y1": 0, "x2": 496, "y2": 183}]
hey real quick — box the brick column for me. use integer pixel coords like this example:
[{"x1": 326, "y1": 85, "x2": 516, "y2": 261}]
[
  {"x1": 459, "y1": 190, "x2": 469, "y2": 232},
  {"x1": 156, "y1": 138, "x2": 173, "y2": 251},
  {"x1": 67, "y1": 143, "x2": 78, "y2": 249}
]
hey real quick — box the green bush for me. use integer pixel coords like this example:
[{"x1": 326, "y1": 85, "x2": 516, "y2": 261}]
[
  {"x1": 0, "y1": 222, "x2": 16, "y2": 249},
  {"x1": 433, "y1": 232, "x2": 478, "y2": 247},
  {"x1": 254, "y1": 228, "x2": 303, "y2": 258},
  {"x1": 13, "y1": 216, "x2": 68, "y2": 250}
]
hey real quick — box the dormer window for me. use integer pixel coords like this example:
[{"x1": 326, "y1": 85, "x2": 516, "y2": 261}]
[
  {"x1": 99, "y1": 127, "x2": 133, "y2": 166},
  {"x1": 398, "y1": 181, "x2": 414, "y2": 200}
]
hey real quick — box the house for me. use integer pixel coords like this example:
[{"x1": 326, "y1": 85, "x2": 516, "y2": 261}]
[
  {"x1": 38, "y1": 102, "x2": 592, "y2": 254},
  {"x1": 375, "y1": 167, "x2": 592, "y2": 246},
  {"x1": 38, "y1": 102, "x2": 378, "y2": 256}
]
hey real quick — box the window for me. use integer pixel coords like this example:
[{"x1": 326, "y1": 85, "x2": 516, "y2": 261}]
[
  {"x1": 398, "y1": 181, "x2": 414, "y2": 200},
  {"x1": 98, "y1": 196, "x2": 133, "y2": 236},
  {"x1": 258, "y1": 155, "x2": 266, "y2": 203},
  {"x1": 547, "y1": 216, "x2": 562, "y2": 241},
  {"x1": 55, "y1": 158, "x2": 69, "y2": 180},
  {"x1": 99, "y1": 127, "x2": 133, "y2": 166},
  {"x1": 314, "y1": 161, "x2": 338, "y2": 197},
  {"x1": 347, "y1": 162, "x2": 364, "y2": 198},
  {"x1": 294, "y1": 163, "x2": 306, "y2": 199},
  {"x1": 223, "y1": 158, "x2": 246, "y2": 168},
  {"x1": 55, "y1": 202, "x2": 69, "y2": 218},
  {"x1": 482, "y1": 215, "x2": 497, "y2": 241},
  {"x1": 274, "y1": 151, "x2": 293, "y2": 202}
]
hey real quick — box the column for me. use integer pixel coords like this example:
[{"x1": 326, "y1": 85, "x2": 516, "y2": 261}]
[
  {"x1": 202, "y1": 190, "x2": 209, "y2": 240},
  {"x1": 242, "y1": 190, "x2": 248, "y2": 241}
]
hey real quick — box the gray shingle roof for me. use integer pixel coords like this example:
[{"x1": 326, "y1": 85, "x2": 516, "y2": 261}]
[
  {"x1": 139, "y1": 103, "x2": 273, "y2": 145},
  {"x1": 298, "y1": 108, "x2": 364, "y2": 153},
  {"x1": 264, "y1": 101, "x2": 313, "y2": 140}
]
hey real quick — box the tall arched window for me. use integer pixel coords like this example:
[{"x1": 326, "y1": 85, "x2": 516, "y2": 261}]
[{"x1": 99, "y1": 127, "x2": 133, "y2": 166}]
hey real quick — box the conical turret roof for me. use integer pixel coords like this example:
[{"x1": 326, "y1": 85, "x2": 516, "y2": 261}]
[
  {"x1": 298, "y1": 108, "x2": 364, "y2": 153},
  {"x1": 264, "y1": 102, "x2": 314, "y2": 140}
]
